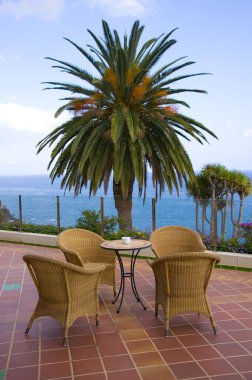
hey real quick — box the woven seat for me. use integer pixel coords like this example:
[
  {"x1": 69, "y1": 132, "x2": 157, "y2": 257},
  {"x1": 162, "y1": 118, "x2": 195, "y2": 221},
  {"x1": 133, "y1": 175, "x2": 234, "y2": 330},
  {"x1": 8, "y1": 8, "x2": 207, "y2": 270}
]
[
  {"x1": 58, "y1": 228, "x2": 116, "y2": 295},
  {"x1": 150, "y1": 226, "x2": 206, "y2": 258},
  {"x1": 23, "y1": 254, "x2": 105, "y2": 346},
  {"x1": 148, "y1": 252, "x2": 220, "y2": 336}
]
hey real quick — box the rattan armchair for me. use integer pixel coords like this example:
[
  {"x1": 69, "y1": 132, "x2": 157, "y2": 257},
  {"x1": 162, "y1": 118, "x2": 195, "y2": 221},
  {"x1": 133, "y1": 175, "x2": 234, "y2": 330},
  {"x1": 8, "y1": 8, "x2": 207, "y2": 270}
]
[
  {"x1": 148, "y1": 252, "x2": 220, "y2": 336},
  {"x1": 57, "y1": 228, "x2": 116, "y2": 295},
  {"x1": 150, "y1": 226, "x2": 206, "y2": 258},
  {"x1": 23, "y1": 254, "x2": 105, "y2": 346}
]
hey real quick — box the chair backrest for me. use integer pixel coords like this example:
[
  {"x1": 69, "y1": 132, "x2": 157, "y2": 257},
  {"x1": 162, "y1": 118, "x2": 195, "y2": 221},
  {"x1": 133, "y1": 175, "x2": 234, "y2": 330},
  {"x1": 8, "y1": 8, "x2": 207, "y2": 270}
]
[
  {"x1": 23, "y1": 254, "x2": 105, "y2": 301},
  {"x1": 150, "y1": 226, "x2": 206, "y2": 258},
  {"x1": 151, "y1": 252, "x2": 220, "y2": 296},
  {"x1": 57, "y1": 228, "x2": 105, "y2": 265}
]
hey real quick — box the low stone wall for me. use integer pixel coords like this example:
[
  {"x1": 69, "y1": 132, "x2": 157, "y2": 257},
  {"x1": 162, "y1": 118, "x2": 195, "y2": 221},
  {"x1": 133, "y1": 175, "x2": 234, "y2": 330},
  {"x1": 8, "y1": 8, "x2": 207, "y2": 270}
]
[
  {"x1": 0, "y1": 230, "x2": 57, "y2": 246},
  {"x1": 0, "y1": 230, "x2": 252, "y2": 269},
  {"x1": 206, "y1": 250, "x2": 252, "y2": 270}
]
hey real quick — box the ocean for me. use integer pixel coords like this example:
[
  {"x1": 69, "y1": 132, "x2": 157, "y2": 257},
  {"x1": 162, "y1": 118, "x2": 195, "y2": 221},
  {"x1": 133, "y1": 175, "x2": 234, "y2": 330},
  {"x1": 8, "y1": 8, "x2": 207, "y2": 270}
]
[{"x1": 0, "y1": 174, "x2": 252, "y2": 236}]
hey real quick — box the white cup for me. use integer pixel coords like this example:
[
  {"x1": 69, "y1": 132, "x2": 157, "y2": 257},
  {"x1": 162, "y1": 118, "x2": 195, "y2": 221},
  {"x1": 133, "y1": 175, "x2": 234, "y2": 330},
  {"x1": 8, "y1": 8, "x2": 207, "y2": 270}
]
[{"x1": 121, "y1": 236, "x2": 131, "y2": 244}]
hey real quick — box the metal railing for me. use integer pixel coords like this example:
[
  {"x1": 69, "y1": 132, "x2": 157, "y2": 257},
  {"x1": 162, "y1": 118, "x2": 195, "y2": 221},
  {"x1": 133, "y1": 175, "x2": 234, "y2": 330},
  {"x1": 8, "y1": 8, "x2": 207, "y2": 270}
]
[
  {"x1": 15, "y1": 194, "x2": 158, "y2": 236},
  {"x1": 1, "y1": 194, "x2": 252, "y2": 253}
]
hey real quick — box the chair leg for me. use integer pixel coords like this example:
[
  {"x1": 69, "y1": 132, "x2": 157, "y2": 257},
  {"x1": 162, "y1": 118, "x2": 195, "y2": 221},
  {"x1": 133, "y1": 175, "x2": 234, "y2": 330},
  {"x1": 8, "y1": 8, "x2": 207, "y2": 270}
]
[
  {"x1": 63, "y1": 337, "x2": 68, "y2": 347},
  {"x1": 210, "y1": 316, "x2": 217, "y2": 334},
  {"x1": 25, "y1": 317, "x2": 34, "y2": 336},
  {"x1": 25, "y1": 327, "x2": 30, "y2": 335},
  {"x1": 155, "y1": 304, "x2": 158, "y2": 318},
  {"x1": 113, "y1": 285, "x2": 117, "y2": 298},
  {"x1": 95, "y1": 314, "x2": 99, "y2": 326},
  {"x1": 164, "y1": 318, "x2": 169, "y2": 337},
  {"x1": 63, "y1": 327, "x2": 68, "y2": 347}
]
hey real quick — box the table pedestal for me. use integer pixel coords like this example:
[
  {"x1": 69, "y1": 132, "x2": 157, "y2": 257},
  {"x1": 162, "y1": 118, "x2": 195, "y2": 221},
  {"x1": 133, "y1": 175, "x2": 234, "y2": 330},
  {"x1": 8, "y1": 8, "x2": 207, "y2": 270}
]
[{"x1": 113, "y1": 248, "x2": 146, "y2": 313}]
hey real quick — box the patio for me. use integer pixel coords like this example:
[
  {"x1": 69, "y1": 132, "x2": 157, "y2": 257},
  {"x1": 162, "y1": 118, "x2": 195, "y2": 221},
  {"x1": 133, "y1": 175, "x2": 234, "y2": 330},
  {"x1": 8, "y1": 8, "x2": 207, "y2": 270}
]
[{"x1": 0, "y1": 242, "x2": 252, "y2": 380}]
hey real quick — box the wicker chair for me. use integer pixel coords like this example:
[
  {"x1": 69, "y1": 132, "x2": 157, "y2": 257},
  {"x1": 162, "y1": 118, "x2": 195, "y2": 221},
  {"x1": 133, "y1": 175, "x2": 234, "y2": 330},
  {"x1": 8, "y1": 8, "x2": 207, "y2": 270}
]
[
  {"x1": 150, "y1": 226, "x2": 206, "y2": 258},
  {"x1": 148, "y1": 252, "x2": 220, "y2": 336},
  {"x1": 23, "y1": 254, "x2": 106, "y2": 346},
  {"x1": 57, "y1": 228, "x2": 116, "y2": 295}
]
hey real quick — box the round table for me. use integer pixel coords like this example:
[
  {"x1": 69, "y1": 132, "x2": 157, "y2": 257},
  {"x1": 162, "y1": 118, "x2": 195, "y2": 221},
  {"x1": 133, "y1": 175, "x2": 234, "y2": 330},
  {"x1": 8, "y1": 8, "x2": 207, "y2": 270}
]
[{"x1": 100, "y1": 239, "x2": 152, "y2": 313}]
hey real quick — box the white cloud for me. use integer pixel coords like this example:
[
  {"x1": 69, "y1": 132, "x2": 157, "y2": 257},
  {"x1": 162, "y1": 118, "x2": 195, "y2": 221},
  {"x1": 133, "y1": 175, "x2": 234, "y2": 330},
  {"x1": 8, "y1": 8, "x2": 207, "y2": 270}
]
[
  {"x1": 0, "y1": 103, "x2": 70, "y2": 175},
  {"x1": 0, "y1": 103, "x2": 68, "y2": 133},
  {"x1": 0, "y1": 54, "x2": 5, "y2": 62},
  {"x1": 82, "y1": 0, "x2": 157, "y2": 17},
  {"x1": 243, "y1": 129, "x2": 252, "y2": 138},
  {"x1": 0, "y1": 0, "x2": 65, "y2": 21}
]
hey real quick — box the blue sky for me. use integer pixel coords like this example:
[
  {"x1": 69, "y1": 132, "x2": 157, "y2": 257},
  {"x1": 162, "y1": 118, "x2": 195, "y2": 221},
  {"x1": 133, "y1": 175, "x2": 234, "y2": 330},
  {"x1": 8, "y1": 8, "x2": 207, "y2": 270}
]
[{"x1": 0, "y1": 0, "x2": 251, "y2": 176}]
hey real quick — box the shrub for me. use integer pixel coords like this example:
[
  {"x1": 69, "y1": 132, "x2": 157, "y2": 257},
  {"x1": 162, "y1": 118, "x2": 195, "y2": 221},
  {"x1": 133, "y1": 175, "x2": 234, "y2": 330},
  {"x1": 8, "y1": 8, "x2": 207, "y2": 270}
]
[
  {"x1": 0, "y1": 221, "x2": 62, "y2": 235},
  {"x1": 75, "y1": 209, "x2": 118, "y2": 239},
  {"x1": 238, "y1": 223, "x2": 252, "y2": 254},
  {"x1": 218, "y1": 237, "x2": 246, "y2": 253},
  {"x1": 75, "y1": 210, "x2": 150, "y2": 240},
  {"x1": 201, "y1": 234, "x2": 248, "y2": 254},
  {"x1": 109, "y1": 228, "x2": 150, "y2": 241}
]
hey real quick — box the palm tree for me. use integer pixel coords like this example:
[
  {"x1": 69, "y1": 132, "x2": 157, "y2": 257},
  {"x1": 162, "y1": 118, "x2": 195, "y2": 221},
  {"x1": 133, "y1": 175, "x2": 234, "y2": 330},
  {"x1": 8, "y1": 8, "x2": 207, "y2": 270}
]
[
  {"x1": 187, "y1": 174, "x2": 211, "y2": 234},
  {"x1": 228, "y1": 171, "x2": 251, "y2": 236},
  {"x1": 37, "y1": 20, "x2": 217, "y2": 230},
  {"x1": 201, "y1": 164, "x2": 228, "y2": 243}
]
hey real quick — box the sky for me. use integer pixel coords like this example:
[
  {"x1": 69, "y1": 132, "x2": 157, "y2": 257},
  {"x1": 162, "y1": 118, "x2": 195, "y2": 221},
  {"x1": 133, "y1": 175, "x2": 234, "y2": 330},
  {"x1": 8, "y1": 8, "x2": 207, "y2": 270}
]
[{"x1": 0, "y1": 0, "x2": 252, "y2": 176}]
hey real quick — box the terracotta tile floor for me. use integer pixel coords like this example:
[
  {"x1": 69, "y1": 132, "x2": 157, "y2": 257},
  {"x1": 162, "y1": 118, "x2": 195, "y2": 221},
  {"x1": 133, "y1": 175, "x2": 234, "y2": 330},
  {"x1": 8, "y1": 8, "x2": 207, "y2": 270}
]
[{"x1": 1, "y1": 242, "x2": 252, "y2": 380}]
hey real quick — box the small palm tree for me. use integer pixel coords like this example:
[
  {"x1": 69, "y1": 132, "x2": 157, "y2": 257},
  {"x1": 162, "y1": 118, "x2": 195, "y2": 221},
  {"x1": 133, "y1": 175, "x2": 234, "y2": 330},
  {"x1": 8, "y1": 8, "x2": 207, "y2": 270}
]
[
  {"x1": 201, "y1": 164, "x2": 228, "y2": 242},
  {"x1": 228, "y1": 171, "x2": 251, "y2": 236},
  {"x1": 37, "y1": 20, "x2": 217, "y2": 229},
  {"x1": 187, "y1": 174, "x2": 211, "y2": 234}
]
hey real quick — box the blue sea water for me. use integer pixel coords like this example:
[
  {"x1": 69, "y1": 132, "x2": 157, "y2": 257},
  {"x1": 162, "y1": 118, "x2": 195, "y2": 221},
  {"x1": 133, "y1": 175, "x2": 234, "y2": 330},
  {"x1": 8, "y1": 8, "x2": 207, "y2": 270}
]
[{"x1": 0, "y1": 174, "x2": 252, "y2": 236}]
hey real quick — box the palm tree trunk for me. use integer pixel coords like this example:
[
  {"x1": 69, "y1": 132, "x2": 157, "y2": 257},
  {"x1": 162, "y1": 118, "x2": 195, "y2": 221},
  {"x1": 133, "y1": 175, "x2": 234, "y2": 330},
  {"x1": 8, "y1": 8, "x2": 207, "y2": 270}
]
[
  {"x1": 220, "y1": 210, "x2": 225, "y2": 238},
  {"x1": 202, "y1": 205, "x2": 205, "y2": 234},
  {"x1": 222, "y1": 191, "x2": 229, "y2": 239},
  {"x1": 230, "y1": 192, "x2": 236, "y2": 237},
  {"x1": 211, "y1": 186, "x2": 218, "y2": 245},
  {"x1": 113, "y1": 175, "x2": 134, "y2": 231},
  {"x1": 203, "y1": 203, "x2": 211, "y2": 225},
  {"x1": 236, "y1": 193, "x2": 245, "y2": 236},
  {"x1": 201, "y1": 202, "x2": 210, "y2": 235}
]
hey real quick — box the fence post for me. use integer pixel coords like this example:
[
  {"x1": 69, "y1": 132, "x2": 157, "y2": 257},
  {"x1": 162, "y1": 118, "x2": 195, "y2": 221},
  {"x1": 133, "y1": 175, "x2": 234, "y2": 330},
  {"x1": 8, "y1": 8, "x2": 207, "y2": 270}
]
[
  {"x1": 56, "y1": 196, "x2": 61, "y2": 234},
  {"x1": 18, "y1": 194, "x2": 22, "y2": 232},
  {"x1": 100, "y1": 197, "x2": 104, "y2": 237},
  {"x1": 152, "y1": 198, "x2": 156, "y2": 231}
]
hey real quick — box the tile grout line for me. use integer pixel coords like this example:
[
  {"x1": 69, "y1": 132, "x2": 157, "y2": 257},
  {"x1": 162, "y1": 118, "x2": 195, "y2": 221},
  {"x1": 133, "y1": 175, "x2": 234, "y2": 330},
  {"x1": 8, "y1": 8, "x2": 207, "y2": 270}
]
[
  {"x1": 99, "y1": 283, "x2": 144, "y2": 379},
  {"x1": 66, "y1": 334, "x2": 75, "y2": 380},
  {"x1": 87, "y1": 313, "x2": 108, "y2": 380},
  {"x1": 180, "y1": 324, "x2": 248, "y2": 380},
  {"x1": 38, "y1": 320, "x2": 41, "y2": 380},
  {"x1": 3, "y1": 248, "x2": 24, "y2": 378},
  {"x1": 150, "y1": 305, "x2": 239, "y2": 379}
]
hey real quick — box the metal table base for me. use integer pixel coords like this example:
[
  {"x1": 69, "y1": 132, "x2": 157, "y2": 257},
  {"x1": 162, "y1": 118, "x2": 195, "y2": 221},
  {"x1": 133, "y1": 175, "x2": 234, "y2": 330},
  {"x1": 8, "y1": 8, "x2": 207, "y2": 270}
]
[{"x1": 112, "y1": 248, "x2": 147, "y2": 313}]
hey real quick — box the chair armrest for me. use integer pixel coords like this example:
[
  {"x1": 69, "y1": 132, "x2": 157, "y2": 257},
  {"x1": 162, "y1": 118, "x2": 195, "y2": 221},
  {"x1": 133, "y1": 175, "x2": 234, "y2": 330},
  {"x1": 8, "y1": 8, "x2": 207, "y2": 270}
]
[
  {"x1": 151, "y1": 248, "x2": 159, "y2": 258},
  {"x1": 146, "y1": 258, "x2": 155, "y2": 267},
  {"x1": 81, "y1": 263, "x2": 107, "y2": 273},
  {"x1": 73, "y1": 263, "x2": 106, "y2": 275}
]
